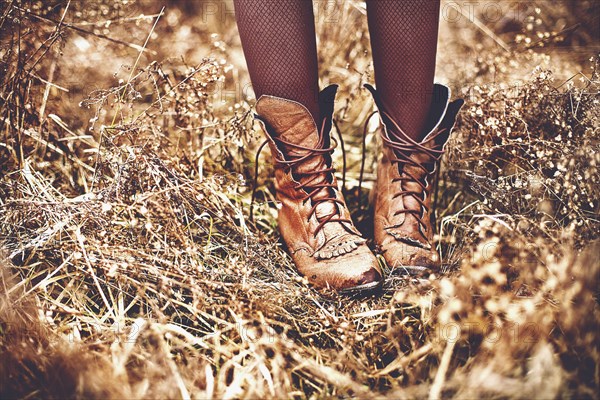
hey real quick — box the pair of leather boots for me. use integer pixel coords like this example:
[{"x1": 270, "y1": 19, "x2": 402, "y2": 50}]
[{"x1": 254, "y1": 84, "x2": 463, "y2": 295}]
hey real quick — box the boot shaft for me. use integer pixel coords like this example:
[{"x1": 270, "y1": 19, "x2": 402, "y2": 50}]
[
  {"x1": 254, "y1": 85, "x2": 339, "y2": 204},
  {"x1": 252, "y1": 87, "x2": 383, "y2": 292},
  {"x1": 253, "y1": 85, "x2": 362, "y2": 250},
  {"x1": 365, "y1": 83, "x2": 463, "y2": 269}
]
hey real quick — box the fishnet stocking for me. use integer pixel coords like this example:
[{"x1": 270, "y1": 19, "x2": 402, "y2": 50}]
[
  {"x1": 367, "y1": 0, "x2": 441, "y2": 140},
  {"x1": 233, "y1": 0, "x2": 320, "y2": 123}
]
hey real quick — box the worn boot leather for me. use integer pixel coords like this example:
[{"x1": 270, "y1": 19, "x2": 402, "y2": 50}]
[
  {"x1": 365, "y1": 84, "x2": 464, "y2": 274},
  {"x1": 255, "y1": 85, "x2": 382, "y2": 293}
]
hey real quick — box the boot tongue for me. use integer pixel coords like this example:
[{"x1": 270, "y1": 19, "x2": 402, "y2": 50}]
[
  {"x1": 384, "y1": 124, "x2": 439, "y2": 180},
  {"x1": 403, "y1": 138, "x2": 438, "y2": 214},
  {"x1": 256, "y1": 96, "x2": 337, "y2": 221},
  {"x1": 381, "y1": 120, "x2": 443, "y2": 231},
  {"x1": 314, "y1": 201, "x2": 336, "y2": 220}
]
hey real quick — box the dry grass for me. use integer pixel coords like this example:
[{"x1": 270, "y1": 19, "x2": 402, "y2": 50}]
[{"x1": 1, "y1": 0, "x2": 599, "y2": 398}]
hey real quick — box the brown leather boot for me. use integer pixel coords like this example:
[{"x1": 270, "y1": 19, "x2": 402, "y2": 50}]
[
  {"x1": 255, "y1": 85, "x2": 383, "y2": 294},
  {"x1": 364, "y1": 84, "x2": 464, "y2": 274}
]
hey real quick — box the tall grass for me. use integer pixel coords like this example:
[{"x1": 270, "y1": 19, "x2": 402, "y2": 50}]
[{"x1": 1, "y1": 1, "x2": 598, "y2": 398}]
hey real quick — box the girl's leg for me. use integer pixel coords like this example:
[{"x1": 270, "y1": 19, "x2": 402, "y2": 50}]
[
  {"x1": 236, "y1": 1, "x2": 383, "y2": 293},
  {"x1": 366, "y1": 0, "x2": 441, "y2": 140},
  {"x1": 233, "y1": 0, "x2": 320, "y2": 122}
]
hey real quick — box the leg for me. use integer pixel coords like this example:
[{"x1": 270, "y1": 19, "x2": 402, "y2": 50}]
[
  {"x1": 233, "y1": 0, "x2": 320, "y2": 122},
  {"x1": 367, "y1": 0, "x2": 441, "y2": 140},
  {"x1": 237, "y1": 2, "x2": 382, "y2": 293}
]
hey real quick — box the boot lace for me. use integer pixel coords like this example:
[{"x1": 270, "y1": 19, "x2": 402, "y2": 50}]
[
  {"x1": 379, "y1": 110, "x2": 448, "y2": 236},
  {"x1": 251, "y1": 118, "x2": 350, "y2": 238}
]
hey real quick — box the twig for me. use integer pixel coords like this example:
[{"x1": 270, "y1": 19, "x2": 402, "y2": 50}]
[
  {"x1": 110, "y1": 6, "x2": 165, "y2": 126},
  {"x1": 2, "y1": 117, "x2": 95, "y2": 172},
  {"x1": 69, "y1": 13, "x2": 162, "y2": 27},
  {"x1": 446, "y1": 2, "x2": 511, "y2": 53},
  {"x1": 15, "y1": 5, "x2": 157, "y2": 55},
  {"x1": 132, "y1": 64, "x2": 211, "y2": 123},
  {"x1": 75, "y1": 226, "x2": 116, "y2": 322},
  {"x1": 471, "y1": 213, "x2": 514, "y2": 231},
  {"x1": 293, "y1": 353, "x2": 372, "y2": 397},
  {"x1": 27, "y1": 70, "x2": 69, "y2": 92},
  {"x1": 526, "y1": 23, "x2": 581, "y2": 49},
  {"x1": 376, "y1": 343, "x2": 433, "y2": 376},
  {"x1": 429, "y1": 340, "x2": 456, "y2": 400},
  {"x1": 38, "y1": 58, "x2": 57, "y2": 126}
]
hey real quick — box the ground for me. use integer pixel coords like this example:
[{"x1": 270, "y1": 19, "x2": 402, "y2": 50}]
[{"x1": 0, "y1": 0, "x2": 599, "y2": 398}]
